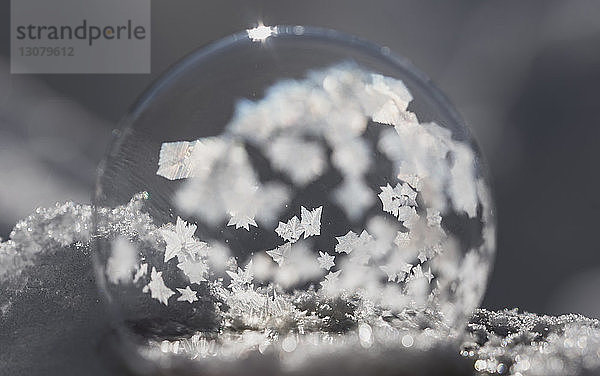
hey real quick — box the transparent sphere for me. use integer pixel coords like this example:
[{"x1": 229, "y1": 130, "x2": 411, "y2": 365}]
[{"x1": 94, "y1": 26, "x2": 495, "y2": 373}]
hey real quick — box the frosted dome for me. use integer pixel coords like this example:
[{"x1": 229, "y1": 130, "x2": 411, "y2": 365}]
[{"x1": 94, "y1": 25, "x2": 495, "y2": 373}]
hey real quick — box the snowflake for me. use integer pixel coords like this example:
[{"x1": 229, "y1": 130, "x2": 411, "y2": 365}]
[
  {"x1": 156, "y1": 141, "x2": 198, "y2": 180},
  {"x1": 177, "y1": 259, "x2": 208, "y2": 284},
  {"x1": 226, "y1": 260, "x2": 254, "y2": 289},
  {"x1": 317, "y1": 251, "x2": 335, "y2": 270},
  {"x1": 157, "y1": 138, "x2": 230, "y2": 181},
  {"x1": 255, "y1": 183, "x2": 291, "y2": 226},
  {"x1": 380, "y1": 265, "x2": 399, "y2": 282},
  {"x1": 300, "y1": 206, "x2": 322, "y2": 238},
  {"x1": 173, "y1": 141, "x2": 261, "y2": 229},
  {"x1": 143, "y1": 267, "x2": 175, "y2": 306},
  {"x1": 267, "y1": 136, "x2": 326, "y2": 186},
  {"x1": 273, "y1": 243, "x2": 322, "y2": 288},
  {"x1": 423, "y1": 267, "x2": 435, "y2": 283},
  {"x1": 372, "y1": 100, "x2": 418, "y2": 127},
  {"x1": 320, "y1": 270, "x2": 341, "y2": 291},
  {"x1": 133, "y1": 263, "x2": 147, "y2": 284},
  {"x1": 177, "y1": 286, "x2": 199, "y2": 303},
  {"x1": 227, "y1": 211, "x2": 258, "y2": 231},
  {"x1": 159, "y1": 217, "x2": 207, "y2": 263},
  {"x1": 378, "y1": 184, "x2": 399, "y2": 216},
  {"x1": 335, "y1": 231, "x2": 359, "y2": 254},
  {"x1": 380, "y1": 261, "x2": 412, "y2": 283},
  {"x1": 394, "y1": 231, "x2": 411, "y2": 248},
  {"x1": 106, "y1": 236, "x2": 138, "y2": 285},
  {"x1": 358, "y1": 230, "x2": 374, "y2": 247},
  {"x1": 266, "y1": 242, "x2": 292, "y2": 266},
  {"x1": 275, "y1": 216, "x2": 304, "y2": 243},
  {"x1": 397, "y1": 206, "x2": 419, "y2": 229},
  {"x1": 348, "y1": 249, "x2": 371, "y2": 265},
  {"x1": 372, "y1": 100, "x2": 400, "y2": 126},
  {"x1": 378, "y1": 183, "x2": 418, "y2": 219},
  {"x1": 426, "y1": 208, "x2": 442, "y2": 227},
  {"x1": 226, "y1": 185, "x2": 259, "y2": 231},
  {"x1": 409, "y1": 264, "x2": 424, "y2": 281},
  {"x1": 417, "y1": 251, "x2": 429, "y2": 263},
  {"x1": 334, "y1": 178, "x2": 374, "y2": 221},
  {"x1": 398, "y1": 173, "x2": 422, "y2": 191},
  {"x1": 367, "y1": 73, "x2": 413, "y2": 113},
  {"x1": 331, "y1": 138, "x2": 371, "y2": 178},
  {"x1": 395, "y1": 182, "x2": 418, "y2": 206}
]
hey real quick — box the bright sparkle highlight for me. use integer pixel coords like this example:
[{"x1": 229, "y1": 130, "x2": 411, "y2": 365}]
[{"x1": 247, "y1": 24, "x2": 276, "y2": 42}]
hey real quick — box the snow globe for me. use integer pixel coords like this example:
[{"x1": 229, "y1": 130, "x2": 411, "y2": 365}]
[{"x1": 93, "y1": 25, "x2": 495, "y2": 374}]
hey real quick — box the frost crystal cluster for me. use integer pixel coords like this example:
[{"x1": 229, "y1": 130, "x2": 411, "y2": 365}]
[{"x1": 99, "y1": 63, "x2": 495, "y2": 367}]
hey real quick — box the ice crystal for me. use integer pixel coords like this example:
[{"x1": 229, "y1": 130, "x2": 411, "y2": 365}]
[
  {"x1": 372, "y1": 100, "x2": 418, "y2": 126},
  {"x1": 172, "y1": 142, "x2": 261, "y2": 229},
  {"x1": 227, "y1": 210, "x2": 258, "y2": 231},
  {"x1": 397, "y1": 206, "x2": 419, "y2": 229},
  {"x1": 254, "y1": 183, "x2": 291, "y2": 226},
  {"x1": 331, "y1": 138, "x2": 371, "y2": 178},
  {"x1": 334, "y1": 231, "x2": 360, "y2": 254},
  {"x1": 316, "y1": 251, "x2": 335, "y2": 270},
  {"x1": 300, "y1": 206, "x2": 322, "y2": 238},
  {"x1": 266, "y1": 242, "x2": 292, "y2": 266},
  {"x1": 380, "y1": 260, "x2": 412, "y2": 283},
  {"x1": 177, "y1": 259, "x2": 208, "y2": 284},
  {"x1": 426, "y1": 208, "x2": 442, "y2": 227},
  {"x1": 143, "y1": 267, "x2": 175, "y2": 306},
  {"x1": 367, "y1": 73, "x2": 413, "y2": 113},
  {"x1": 458, "y1": 309, "x2": 600, "y2": 376},
  {"x1": 226, "y1": 260, "x2": 254, "y2": 290},
  {"x1": 272, "y1": 242, "x2": 322, "y2": 288},
  {"x1": 423, "y1": 267, "x2": 434, "y2": 283},
  {"x1": 133, "y1": 262, "x2": 147, "y2": 283},
  {"x1": 267, "y1": 137, "x2": 326, "y2": 186},
  {"x1": 159, "y1": 217, "x2": 207, "y2": 263},
  {"x1": 106, "y1": 236, "x2": 138, "y2": 285},
  {"x1": 176, "y1": 286, "x2": 199, "y2": 303},
  {"x1": 319, "y1": 270, "x2": 341, "y2": 291},
  {"x1": 275, "y1": 216, "x2": 304, "y2": 243},
  {"x1": 378, "y1": 183, "x2": 418, "y2": 219},
  {"x1": 156, "y1": 141, "x2": 198, "y2": 180},
  {"x1": 334, "y1": 177, "x2": 375, "y2": 221},
  {"x1": 394, "y1": 231, "x2": 411, "y2": 248}
]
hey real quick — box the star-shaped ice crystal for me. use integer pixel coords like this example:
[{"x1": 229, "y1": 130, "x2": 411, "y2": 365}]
[
  {"x1": 275, "y1": 216, "x2": 304, "y2": 243},
  {"x1": 379, "y1": 184, "x2": 400, "y2": 216},
  {"x1": 317, "y1": 251, "x2": 335, "y2": 270},
  {"x1": 320, "y1": 270, "x2": 341, "y2": 290},
  {"x1": 300, "y1": 206, "x2": 323, "y2": 238},
  {"x1": 227, "y1": 211, "x2": 258, "y2": 231},
  {"x1": 335, "y1": 231, "x2": 359, "y2": 254},
  {"x1": 142, "y1": 267, "x2": 175, "y2": 306},
  {"x1": 424, "y1": 267, "x2": 434, "y2": 283},
  {"x1": 159, "y1": 217, "x2": 207, "y2": 263},
  {"x1": 226, "y1": 260, "x2": 254, "y2": 289},
  {"x1": 177, "y1": 286, "x2": 199, "y2": 303},
  {"x1": 177, "y1": 259, "x2": 208, "y2": 284},
  {"x1": 266, "y1": 242, "x2": 292, "y2": 266}
]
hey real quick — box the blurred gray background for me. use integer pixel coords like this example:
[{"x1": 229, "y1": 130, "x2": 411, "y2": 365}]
[{"x1": 1, "y1": 0, "x2": 599, "y2": 318}]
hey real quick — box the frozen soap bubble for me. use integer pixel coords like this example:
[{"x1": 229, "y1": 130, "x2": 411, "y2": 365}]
[{"x1": 94, "y1": 26, "x2": 495, "y2": 373}]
